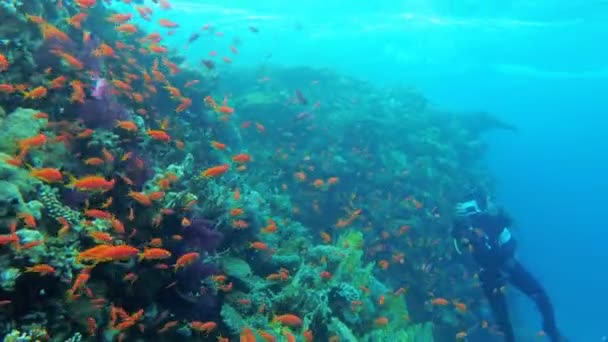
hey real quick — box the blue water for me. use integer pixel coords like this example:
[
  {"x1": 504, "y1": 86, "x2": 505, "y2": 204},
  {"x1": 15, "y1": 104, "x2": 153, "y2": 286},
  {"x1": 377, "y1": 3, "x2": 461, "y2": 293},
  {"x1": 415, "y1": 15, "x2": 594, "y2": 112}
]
[{"x1": 147, "y1": 1, "x2": 608, "y2": 339}]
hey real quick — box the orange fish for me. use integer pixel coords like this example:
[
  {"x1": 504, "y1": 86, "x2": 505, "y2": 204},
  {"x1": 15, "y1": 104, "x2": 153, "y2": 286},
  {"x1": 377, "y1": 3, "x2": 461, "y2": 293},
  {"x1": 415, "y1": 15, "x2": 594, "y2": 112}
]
[
  {"x1": 116, "y1": 24, "x2": 138, "y2": 34},
  {"x1": 75, "y1": 0, "x2": 96, "y2": 8},
  {"x1": 303, "y1": 330, "x2": 314, "y2": 342},
  {"x1": 21, "y1": 240, "x2": 44, "y2": 249},
  {"x1": 70, "y1": 80, "x2": 86, "y2": 103},
  {"x1": 30, "y1": 167, "x2": 63, "y2": 183},
  {"x1": 184, "y1": 80, "x2": 199, "y2": 88},
  {"x1": 158, "y1": 19, "x2": 179, "y2": 28},
  {"x1": 0, "y1": 53, "x2": 8, "y2": 71},
  {"x1": 84, "y1": 209, "x2": 113, "y2": 220},
  {"x1": 232, "y1": 220, "x2": 249, "y2": 229},
  {"x1": 18, "y1": 212, "x2": 37, "y2": 228},
  {"x1": 115, "y1": 120, "x2": 138, "y2": 132},
  {"x1": 77, "y1": 245, "x2": 139, "y2": 264},
  {"x1": 240, "y1": 327, "x2": 256, "y2": 342},
  {"x1": 20, "y1": 133, "x2": 50, "y2": 151},
  {"x1": 190, "y1": 321, "x2": 216, "y2": 334},
  {"x1": 40, "y1": 23, "x2": 71, "y2": 42},
  {"x1": 50, "y1": 75, "x2": 67, "y2": 89},
  {"x1": 453, "y1": 300, "x2": 467, "y2": 313},
  {"x1": 25, "y1": 264, "x2": 56, "y2": 275},
  {"x1": 255, "y1": 122, "x2": 265, "y2": 133},
  {"x1": 249, "y1": 242, "x2": 269, "y2": 250},
  {"x1": 228, "y1": 206, "x2": 244, "y2": 216},
  {"x1": 93, "y1": 43, "x2": 115, "y2": 57},
  {"x1": 374, "y1": 317, "x2": 389, "y2": 326},
  {"x1": 159, "y1": 0, "x2": 171, "y2": 10},
  {"x1": 107, "y1": 13, "x2": 132, "y2": 24},
  {"x1": 261, "y1": 221, "x2": 277, "y2": 234},
  {"x1": 283, "y1": 330, "x2": 296, "y2": 342},
  {"x1": 158, "y1": 320, "x2": 178, "y2": 333},
  {"x1": 149, "y1": 238, "x2": 163, "y2": 247},
  {"x1": 294, "y1": 172, "x2": 307, "y2": 182},
  {"x1": 175, "y1": 97, "x2": 192, "y2": 112},
  {"x1": 149, "y1": 44, "x2": 168, "y2": 54},
  {"x1": 200, "y1": 164, "x2": 229, "y2": 178},
  {"x1": 327, "y1": 177, "x2": 340, "y2": 185},
  {"x1": 101, "y1": 148, "x2": 113, "y2": 163},
  {"x1": 84, "y1": 157, "x2": 104, "y2": 166},
  {"x1": 66, "y1": 13, "x2": 88, "y2": 29},
  {"x1": 147, "y1": 129, "x2": 171, "y2": 142},
  {"x1": 320, "y1": 231, "x2": 332, "y2": 243},
  {"x1": 22, "y1": 86, "x2": 48, "y2": 100},
  {"x1": 431, "y1": 297, "x2": 449, "y2": 306},
  {"x1": 232, "y1": 153, "x2": 251, "y2": 163},
  {"x1": 111, "y1": 217, "x2": 125, "y2": 235},
  {"x1": 69, "y1": 175, "x2": 115, "y2": 192},
  {"x1": 320, "y1": 271, "x2": 332, "y2": 280},
  {"x1": 68, "y1": 268, "x2": 91, "y2": 297},
  {"x1": 0, "y1": 234, "x2": 18, "y2": 246},
  {"x1": 204, "y1": 95, "x2": 217, "y2": 108},
  {"x1": 312, "y1": 179, "x2": 324, "y2": 189},
  {"x1": 181, "y1": 217, "x2": 192, "y2": 227},
  {"x1": 89, "y1": 231, "x2": 113, "y2": 244},
  {"x1": 52, "y1": 50, "x2": 84, "y2": 69},
  {"x1": 211, "y1": 141, "x2": 226, "y2": 150},
  {"x1": 148, "y1": 191, "x2": 165, "y2": 201},
  {"x1": 272, "y1": 314, "x2": 302, "y2": 327},
  {"x1": 128, "y1": 191, "x2": 152, "y2": 206},
  {"x1": 139, "y1": 248, "x2": 172, "y2": 261},
  {"x1": 0, "y1": 84, "x2": 15, "y2": 93},
  {"x1": 174, "y1": 252, "x2": 199, "y2": 271},
  {"x1": 216, "y1": 105, "x2": 234, "y2": 114}
]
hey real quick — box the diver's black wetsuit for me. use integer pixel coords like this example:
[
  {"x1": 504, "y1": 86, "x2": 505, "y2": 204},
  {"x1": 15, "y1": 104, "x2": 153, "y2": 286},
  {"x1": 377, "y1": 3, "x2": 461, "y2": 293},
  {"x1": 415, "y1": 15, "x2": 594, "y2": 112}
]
[{"x1": 453, "y1": 211, "x2": 562, "y2": 342}]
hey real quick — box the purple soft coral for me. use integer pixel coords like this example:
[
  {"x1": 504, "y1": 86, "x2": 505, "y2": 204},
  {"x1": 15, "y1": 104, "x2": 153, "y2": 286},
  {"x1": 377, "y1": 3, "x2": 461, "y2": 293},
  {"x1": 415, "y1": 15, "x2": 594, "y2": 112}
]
[
  {"x1": 181, "y1": 218, "x2": 223, "y2": 252},
  {"x1": 72, "y1": 97, "x2": 127, "y2": 129},
  {"x1": 123, "y1": 150, "x2": 155, "y2": 187}
]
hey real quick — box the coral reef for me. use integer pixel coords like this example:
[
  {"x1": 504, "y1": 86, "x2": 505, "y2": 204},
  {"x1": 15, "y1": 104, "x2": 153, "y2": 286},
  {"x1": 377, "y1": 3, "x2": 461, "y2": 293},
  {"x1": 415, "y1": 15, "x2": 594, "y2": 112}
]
[{"x1": 0, "y1": 0, "x2": 514, "y2": 340}]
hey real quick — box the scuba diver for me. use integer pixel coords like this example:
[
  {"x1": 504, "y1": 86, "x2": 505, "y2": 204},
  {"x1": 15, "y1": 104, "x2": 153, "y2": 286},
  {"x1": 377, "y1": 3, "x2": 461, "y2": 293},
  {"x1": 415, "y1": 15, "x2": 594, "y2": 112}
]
[{"x1": 452, "y1": 189, "x2": 566, "y2": 342}]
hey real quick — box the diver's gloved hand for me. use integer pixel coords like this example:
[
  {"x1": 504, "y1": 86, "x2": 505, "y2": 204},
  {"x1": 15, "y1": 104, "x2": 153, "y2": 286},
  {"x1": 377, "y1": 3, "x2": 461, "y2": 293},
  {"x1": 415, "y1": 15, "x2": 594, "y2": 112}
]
[
  {"x1": 455, "y1": 200, "x2": 482, "y2": 217},
  {"x1": 543, "y1": 323, "x2": 568, "y2": 342}
]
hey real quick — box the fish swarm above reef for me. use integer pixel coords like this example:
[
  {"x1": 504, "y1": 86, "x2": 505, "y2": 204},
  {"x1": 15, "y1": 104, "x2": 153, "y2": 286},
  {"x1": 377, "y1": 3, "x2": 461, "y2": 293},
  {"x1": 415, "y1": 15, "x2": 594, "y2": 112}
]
[{"x1": 0, "y1": 0, "x2": 515, "y2": 341}]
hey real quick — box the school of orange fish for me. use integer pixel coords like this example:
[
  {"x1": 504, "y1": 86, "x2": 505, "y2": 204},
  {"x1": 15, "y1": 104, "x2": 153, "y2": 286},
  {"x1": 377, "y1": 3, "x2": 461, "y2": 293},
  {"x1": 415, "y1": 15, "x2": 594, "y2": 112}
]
[{"x1": 0, "y1": 0, "x2": 514, "y2": 341}]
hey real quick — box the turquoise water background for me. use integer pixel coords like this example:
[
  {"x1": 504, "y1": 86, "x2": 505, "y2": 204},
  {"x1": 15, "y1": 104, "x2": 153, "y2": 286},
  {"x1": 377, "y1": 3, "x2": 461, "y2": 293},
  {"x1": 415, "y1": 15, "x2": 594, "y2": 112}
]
[{"x1": 134, "y1": 1, "x2": 608, "y2": 340}]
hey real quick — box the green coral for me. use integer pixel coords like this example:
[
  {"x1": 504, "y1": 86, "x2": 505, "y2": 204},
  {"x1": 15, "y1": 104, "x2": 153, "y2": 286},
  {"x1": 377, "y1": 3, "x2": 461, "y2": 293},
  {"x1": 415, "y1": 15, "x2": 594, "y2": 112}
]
[
  {"x1": 327, "y1": 317, "x2": 358, "y2": 341},
  {"x1": 0, "y1": 268, "x2": 21, "y2": 291},
  {"x1": 220, "y1": 256, "x2": 253, "y2": 279},
  {"x1": 362, "y1": 322, "x2": 434, "y2": 342},
  {"x1": 237, "y1": 91, "x2": 277, "y2": 107},
  {"x1": 1, "y1": 324, "x2": 49, "y2": 342},
  {"x1": 0, "y1": 180, "x2": 26, "y2": 220},
  {"x1": 0, "y1": 108, "x2": 47, "y2": 155},
  {"x1": 0, "y1": 153, "x2": 36, "y2": 229},
  {"x1": 220, "y1": 303, "x2": 246, "y2": 334},
  {"x1": 334, "y1": 230, "x2": 371, "y2": 284}
]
